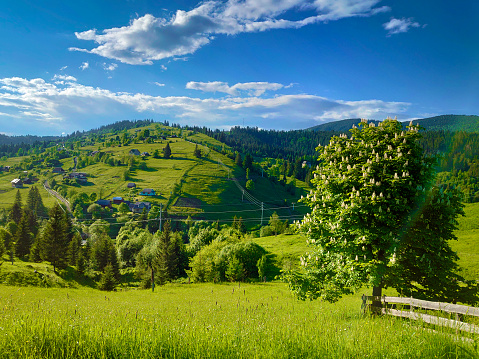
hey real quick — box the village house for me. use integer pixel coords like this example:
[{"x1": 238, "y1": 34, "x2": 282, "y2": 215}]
[
  {"x1": 11, "y1": 178, "x2": 23, "y2": 188},
  {"x1": 68, "y1": 172, "x2": 87, "y2": 183},
  {"x1": 129, "y1": 149, "x2": 141, "y2": 156},
  {"x1": 141, "y1": 152, "x2": 150, "y2": 157},
  {"x1": 127, "y1": 183, "x2": 136, "y2": 188},
  {"x1": 52, "y1": 167, "x2": 65, "y2": 173},
  {"x1": 112, "y1": 197, "x2": 123, "y2": 205},
  {"x1": 129, "y1": 201, "x2": 151, "y2": 213},
  {"x1": 139, "y1": 188, "x2": 156, "y2": 196},
  {"x1": 95, "y1": 199, "x2": 112, "y2": 208}
]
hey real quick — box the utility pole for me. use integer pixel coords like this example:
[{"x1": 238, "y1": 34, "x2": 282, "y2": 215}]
[
  {"x1": 261, "y1": 202, "x2": 264, "y2": 226},
  {"x1": 242, "y1": 189, "x2": 244, "y2": 202}
]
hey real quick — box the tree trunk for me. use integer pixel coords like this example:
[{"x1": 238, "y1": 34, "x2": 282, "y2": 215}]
[{"x1": 371, "y1": 285, "x2": 383, "y2": 314}]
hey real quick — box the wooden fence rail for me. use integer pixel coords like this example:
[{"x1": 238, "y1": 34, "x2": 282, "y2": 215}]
[{"x1": 361, "y1": 295, "x2": 479, "y2": 335}]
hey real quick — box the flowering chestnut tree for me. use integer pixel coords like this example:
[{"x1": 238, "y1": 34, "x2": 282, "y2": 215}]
[{"x1": 286, "y1": 119, "x2": 437, "y2": 303}]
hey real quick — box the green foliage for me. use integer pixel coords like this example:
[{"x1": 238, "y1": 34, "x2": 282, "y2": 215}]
[
  {"x1": 73, "y1": 204, "x2": 84, "y2": 219},
  {"x1": 153, "y1": 221, "x2": 186, "y2": 284},
  {"x1": 245, "y1": 179, "x2": 255, "y2": 190},
  {"x1": 193, "y1": 144, "x2": 202, "y2": 158},
  {"x1": 189, "y1": 235, "x2": 267, "y2": 283},
  {"x1": 98, "y1": 264, "x2": 117, "y2": 291},
  {"x1": 257, "y1": 255, "x2": 267, "y2": 280},
  {"x1": 39, "y1": 204, "x2": 69, "y2": 272},
  {"x1": 163, "y1": 142, "x2": 171, "y2": 159},
  {"x1": 25, "y1": 186, "x2": 47, "y2": 217},
  {"x1": 9, "y1": 190, "x2": 22, "y2": 224},
  {"x1": 225, "y1": 256, "x2": 244, "y2": 282},
  {"x1": 286, "y1": 119, "x2": 437, "y2": 302},
  {"x1": 118, "y1": 202, "x2": 130, "y2": 214},
  {"x1": 91, "y1": 234, "x2": 120, "y2": 279},
  {"x1": 0, "y1": 231, "x2": 5, "y2": 259},
  {"x1": 14, "y1": 212, "x2": 32, "y2": 258},
  {"x1": 87, "y1": 203, "x2": 102, "y2": 219},
  {"x1": 0, "y1": 227, "x2": 14, "y2": 263},
  {"x1": 386, "y1": 185, "x2": 478, "y2": 304}
]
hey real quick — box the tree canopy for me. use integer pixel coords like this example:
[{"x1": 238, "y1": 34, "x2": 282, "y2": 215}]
[{"x1": 286, "y1": 119, "x2": 477, "y2": 305}]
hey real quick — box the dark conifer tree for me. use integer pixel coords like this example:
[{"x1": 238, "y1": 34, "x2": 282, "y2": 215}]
[
  {"x1": 163, "y1": 142, "x2": 171, "y2": 159},
  {"x1": 14, "y1": 212, "x2": 32, "y2": 258},
  {"x1": 92, "y1": 234, "x2": 120, "y2": 280},
  {"x1": 40, "y1": 204, "x2": 68, "y2": 272},
  {"x1": 9, "y1": 190, "x2": 22, "y2": 224}
]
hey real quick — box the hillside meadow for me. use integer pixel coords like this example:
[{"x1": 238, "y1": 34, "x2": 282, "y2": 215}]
[
  {"x1": 0, "y1": 129, "x2": 306, "y2": 228},
  {"x1": 1, "y1": 282, "x2": 477, "y2": 359}
]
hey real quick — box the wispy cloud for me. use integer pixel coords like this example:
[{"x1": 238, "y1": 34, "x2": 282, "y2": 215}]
[
  {"x1": 60, "y1": 66, "x2": 68, "y2": 71},
  {"x1": 383, "y1": 17, "x2": 422, "y2": 35},
  {"x1": 186, "y1": 81, "x2": 285, "y2": 96},
  {"x1": 153, "y1": 82, "x2": 165, "y2": 87},
  {"x1": 80, "y1": 62, "x2": 89, "y2": 70},
  {"x1": 103, "y1": 63, "x2": 118, "y2": 71},
  {"x1": 70, "y1": 0, "x2": 390, "y2": 65},
  {"x1": 0, "y1": 76, "x2": 410, "y2": 134}
]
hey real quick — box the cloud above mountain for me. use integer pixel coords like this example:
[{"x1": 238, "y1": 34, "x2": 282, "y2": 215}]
[
  {"x1": 0, "y1": 75, "x2": 409, "y2": 134},
  {"x1": 70, "y1": 0, "x2": 390, "y2": 64}
]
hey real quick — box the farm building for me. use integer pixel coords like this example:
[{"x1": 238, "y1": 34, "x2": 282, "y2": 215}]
[
  {"x1": 52, "y1": 167, "x2": 65, "y2": 173},
  {"x1": 112, "y1": 197, "x2": 123, "y2": 204},
  {"x1": 139, "y1": 188, "x2": 155, "y2": 196},
  {"x1": 141, "y1": 152, "x2": 150, "y2": 157},
  {"x1": 11, "y1": 178, "x2": 23, "y2": 188},
  {"x1": 129, "y1": 149, "x2": 141, "y2": 156},
  {"x1": 130, "y1": 201, "x2": 151, "y2": 213},
  {"x1": 127, "y1": 183, "x2": 136, "y2": 188},
  {"x1": 96, "y1": 199, "x2": 112, "y2": 208}
]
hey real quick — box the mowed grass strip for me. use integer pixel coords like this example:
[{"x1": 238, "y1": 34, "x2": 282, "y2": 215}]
[{"x1": 0, "y1": 283, "x2": 475, "y2": 358}]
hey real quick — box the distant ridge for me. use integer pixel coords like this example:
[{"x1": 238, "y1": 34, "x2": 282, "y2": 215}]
[
  {"x1": 308, "y1": 118, "x2": 381, "y2": 132},
  {"x1": 309, "y1": 115, "x2": 479, "y2": 133},
  {"x1": 411, "y1": 115, "x2": 479, "y2": 132}
]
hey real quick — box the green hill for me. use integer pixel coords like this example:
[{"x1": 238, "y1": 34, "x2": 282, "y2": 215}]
[
  {"x1": 309, "y1": 115, "x2": 479, "y2": 133},
  {"x1": 411, "y1": 115, "x2": 479, "y2": 132},
  {"x1": 0, "y1": 124, "x2": 307, "y2": 229}
]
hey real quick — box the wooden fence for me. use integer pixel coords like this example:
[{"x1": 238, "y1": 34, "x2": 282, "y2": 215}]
[{"x1": 361, "y1": 295, "x2": 479, "y2": 335}]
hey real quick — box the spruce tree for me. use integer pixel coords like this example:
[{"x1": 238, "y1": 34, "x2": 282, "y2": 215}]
[
  {"x1": 0, "y1": 227, "x2": 14, "y2": 264},
  {"x1": 40, "y1": 204, "x2": 68, "y2": 272},
  {"x1": 9, "y1": 190, "x2": 22, "y2": 224},
  {"x1": 163, "y1": 142, "x2": 171, "y2": 159},
  {"x1": 14, "y1": 212, "x2": 32, "y2": 258},
  {"x1": 92, "y1": 234, "x2": 120, "y2": 279},
  {"x1": 98, "y1": 263, "x2": 117, "y2": 291},
  {"x1": 154, "y1": 221, "x2": 172, "y2": 285}
]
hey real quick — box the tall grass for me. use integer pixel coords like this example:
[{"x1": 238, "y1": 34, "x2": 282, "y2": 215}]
[{"x1": 0, "y1": 283, "x2": 476, "y2": 358}]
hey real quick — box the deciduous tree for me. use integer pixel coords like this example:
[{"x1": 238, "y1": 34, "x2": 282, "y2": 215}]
[{"x1": 287, "y1": 119, "x2": 437, "y2": 304}]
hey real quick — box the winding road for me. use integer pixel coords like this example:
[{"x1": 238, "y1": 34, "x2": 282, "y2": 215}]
[{"x1": 43, "y1": 180, "x2": 71, "y2": 212}]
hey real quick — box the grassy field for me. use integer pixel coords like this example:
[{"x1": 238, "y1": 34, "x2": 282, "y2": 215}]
[
  {"x1": 0, "y1": 282, "x2": 476, "y2": 359},
  {"x1": 452, "y1": 202, "x2": 479, "y2": 281}
]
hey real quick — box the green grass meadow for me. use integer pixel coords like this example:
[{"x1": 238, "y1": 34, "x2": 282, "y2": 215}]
[{"x1": 1, "y1": 282, "x2": 477, "y2": 359}]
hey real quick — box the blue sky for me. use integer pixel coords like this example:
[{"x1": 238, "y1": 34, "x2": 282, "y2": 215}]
[{"x1": 0, "y1": 0, "x2": 478, "y2": 136}]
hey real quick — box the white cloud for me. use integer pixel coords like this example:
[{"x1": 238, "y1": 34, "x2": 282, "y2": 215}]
[
  {"x1": 0, "y1": 76, "x2": 410, "y2": 134},
  {"x1": 60, "y1": 66, "x2": 68, "y2": 71},
  {"x1": 70, "y1": 0, "x2": 389, "y2": 65},
  {"x1": 154, "y1": 82, "x2": 165, "y2": 87},
  {"x1": 186, "y1": 81, "x2": 285, "y2": 96},
  {"x1": 52, "y1": 74, "x2": 77, "y2": 82},
  {"x1": 103, "y1": 63, "x2": 118, "y2": 71},
  {"x1": 80, "y1": 62, "x2": 89, "y2": 70},
  {"x1": 383, "y1": 17, "x2": 421, "y2": 35}
]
